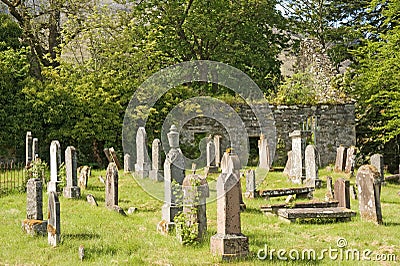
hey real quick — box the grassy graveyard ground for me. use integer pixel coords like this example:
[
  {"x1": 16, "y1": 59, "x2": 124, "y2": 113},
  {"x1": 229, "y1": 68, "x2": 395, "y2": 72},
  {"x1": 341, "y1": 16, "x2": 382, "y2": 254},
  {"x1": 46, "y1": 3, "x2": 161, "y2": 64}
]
[{"x1": 0, "y1": 167, "x2": 399, "y2": 265}]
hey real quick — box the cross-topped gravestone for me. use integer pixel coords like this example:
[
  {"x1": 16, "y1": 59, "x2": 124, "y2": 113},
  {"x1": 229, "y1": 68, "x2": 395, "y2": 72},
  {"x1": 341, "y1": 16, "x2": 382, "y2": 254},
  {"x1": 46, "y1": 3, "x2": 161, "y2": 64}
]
[
  {"x1": 305, "y1": 144, "x2": 319, "y2": 187},
  {"x1": 214, "y1": 135, "x2": 222, "y2": 167},
  {"x1": 245, "y1": 169, "x2": 256, "y2": 199},
  {"x1": 124, "y1": 153, "x2": 132, "y2": 174},
  {"x1": 47, "y1": 191, "x2": 60, "y2": 246},
  {"x1": 334, "y1": 178, "x2": 350, "y2": 208},
  {"x1": 47, "y1": 140, "x2": 61, "y2": 193},
  {"x1": 334, "y1": 145, "x2": 347, "y2": 172},
  {"x1": 150, "y1": 138, "x2": 163, "y2": 181},
  {"x1": 258, "y1": 134, "x2": 270, "y2": 170},
  {"x1": 105, "y1": 162, "x2": 119, "y2": 209},
  {"x1": 135, "y1": 127, "x2": 150, "y2": 178},
  {"x1": 356, "y1": 165, "x2": 383, "y2": 224},
  {"x1": 181, "y1": 174, "x2": 209, "y2": 241},
  {"x1": 63, "y1": 146, "x2": 81, "y2": 198},
  {"x1": 26, "y1": 131, "x2": 33, "y2": 167},
  {"x1": 210, "y1": 172, "x2": 249, "y2": 259},
  {"x1": 161, "y1": 125, "x2": 185, "y2": 228}
]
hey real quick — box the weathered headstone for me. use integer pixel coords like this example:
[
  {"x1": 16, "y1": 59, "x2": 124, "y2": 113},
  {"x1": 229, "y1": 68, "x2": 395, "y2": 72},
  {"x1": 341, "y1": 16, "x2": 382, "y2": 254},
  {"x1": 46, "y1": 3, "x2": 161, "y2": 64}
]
[
  {"x1": 191, "y1": 163, "x2": 197, "y2": 174},
  {"x1": 150, "y1": 139, "x2": 163, "y2": 182},
  {"x1": 105, "y1": 162, "x2": 119, "y2": 209},
  {"x1": 258, "y1": 134, "x2": 270, "y2": 170},
  {"x1": 27, "y1": 178, "x2": 43, "y2": 220},
  {"x1": 350, "y1": 185, "x2": 357, "y2": 200},
  {"x1": 334, "y1": 145, "x2": 347, "y2": 172},
  {"x1": 32, "y1": 138, "x2": 39, "y2": 161},
  {"x1": 47, "y1": 140, "x2": 61, "y2": 193},
  {"x1": 370, "y1": 154, "x2": 384, "y2": 183},
  {"x1": 47, "y1": 191, "x2": 60, "y2": 246},
  {"x1": 334, "y1": 178, "x2": 350, "y2": 208},
  {"x1": 356, "y1": 165, "x2": 383, "y2": 224},
  {"x1": 161, "y1": 125, "x2": 185, "y2": 229},
  {"x1": 124, "y1": 153, "x2": 132, "y2": 174},
  {"x1": 63, "y1": 146, "x2": 81, "y2": 198},
  {"x1": 214, "y1": 135, "x2": 222, "y2": 167},
  {"x1": 289, "y1": 130, "x2": 303, "y2": 184},
  {"x1": 180, "y1": 174, "x2": 209, "y2": 241},
  {"x1": 305, "y1": 145, "x2": 319, "y2": 187},
  {"x1": 103, "y1": 148, "x2": 112, "y2": 163},
  {"x1": 26, "y1": 131, "x2": 33, "y2": 167},
  {"x1": 134, "y1": 127, "x2": 150, "y2": 178},
  {"x1": 325, "y1": 176, "x2": 334, "y2": 201},
  {"x1": 223, "y1": 151, "x2": 246, "y2": 210},
  {"x1": 283, "y1": 151, "x2": 292, "y2": 176},
  {"x1": 245, "y1": 169, "x2": 256, "y2": 199},
  {"x1": 345, "y1": 146, "x2": 356, "y2": 174},
  {"x1": 86, "y1": 194, "x2": 98, "y2": 206},
  {"x1": 205, "y1": 137, "x2": 218, "y2": 173},
  {"x1": 210, "y1": 172, "x2": 249, "y2": 259},
  {"x1": 78, "y1": 165, "x2": 91, "y2": 190},
  {"x1": 109, "y1": 147, "x2": 122, "y2": 170}
]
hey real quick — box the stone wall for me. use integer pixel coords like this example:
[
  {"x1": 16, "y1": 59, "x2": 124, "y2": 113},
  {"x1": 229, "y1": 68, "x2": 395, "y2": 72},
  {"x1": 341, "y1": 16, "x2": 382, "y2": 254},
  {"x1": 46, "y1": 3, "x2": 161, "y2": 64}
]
[{"x1": 181, "y1": 103, "x2": 356, "y2": 167}]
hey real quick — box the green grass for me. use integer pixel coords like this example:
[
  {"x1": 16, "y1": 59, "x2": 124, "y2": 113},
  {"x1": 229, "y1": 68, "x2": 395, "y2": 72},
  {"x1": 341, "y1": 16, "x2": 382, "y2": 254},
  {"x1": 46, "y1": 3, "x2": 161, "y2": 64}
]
[{"x1": 0, "y1": 167, "x2": 399, "y2": 265}]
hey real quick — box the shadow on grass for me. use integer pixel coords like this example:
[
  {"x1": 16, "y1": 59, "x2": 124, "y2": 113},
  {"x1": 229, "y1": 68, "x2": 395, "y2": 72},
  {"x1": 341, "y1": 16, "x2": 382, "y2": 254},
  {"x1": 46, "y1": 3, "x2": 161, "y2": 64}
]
[
  {"x1": 63, "y1": 233, "x2": 101, "y2": 240},
  {"x1": 383, "y1": 221, "x2": 400, "y2": 226},
  {"x1": 242, "y1": 206, "x2": 263, "y2": 214}
]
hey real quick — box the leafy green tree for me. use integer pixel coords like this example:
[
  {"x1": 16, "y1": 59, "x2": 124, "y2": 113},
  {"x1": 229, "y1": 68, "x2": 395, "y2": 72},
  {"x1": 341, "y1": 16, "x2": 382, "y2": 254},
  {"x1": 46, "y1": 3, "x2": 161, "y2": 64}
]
[{"x1": 0, "y1": 13, "x2": 22, "y2": 51}]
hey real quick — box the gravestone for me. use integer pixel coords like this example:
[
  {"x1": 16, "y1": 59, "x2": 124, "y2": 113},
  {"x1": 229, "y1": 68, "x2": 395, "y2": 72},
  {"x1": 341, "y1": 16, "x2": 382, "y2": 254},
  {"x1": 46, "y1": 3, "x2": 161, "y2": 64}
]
[
  {"x1": 103, "y1": 148, "x2": 112, "y2": 163},
  {"x1": 63, "y1": 146, "x2": 81, "y2": 198},
  {"x1": 86, "y1": 194, "x2": 98, "y2": 206},
  {"x1": 134, "y1": 127, "x2": 150, "y2": 178},
  {"x1": 32, "y1": 138, "x2": 39, "y2": 160},
  {"x1": 26, "y1": 131, "x2": 33, "y2": 167},
  {"x1": 47, "y1": 140, "x2": 61, "y2": 193},
  {"x1": 283, "y1": 151, "x2": 292, "y2": 176},
  {"x1": 334, "y1": 145, "x2": 347, "y2": 172},
  {"x1": 258, "y1": 134, "x2": 270, "y2": 170},
  {"x1": 105, "y1": 162, "x2": 119, "y2": 209},
  {"x1": 223, "y1": 151, "x2": 246, "y2": 210},
  {"x1": 191, "y1": 163, "x2": 197, "y2": 174},
  {"x1": 161, "y1": 125, "x2": 185, "y2": 229},
  {"x1": 305, "y1": 145, "x2": 319, "y2": 187},
  {"x1": 245, "y1": 169, "x2": 256, "y2": 199},
  {"x1": 109, "y1": 147, "x2": 122, "y2": 170},
  {"x1": 205, "y1": 137, "x2": 218, "y2": 173},
  {"x1": 289, "y1": 130, "x2": 303, "y2": 184},
  {"x1": 334, "y1": 178, "x2": 350, "y2": 208},
  {"x1": 325, "y1": 176, "x2": 334, "y2": 201},
  {"x1": 27, "y1": 178, "x2": 43, "y2": 220},
  {"x1": 210, "y1": 172, "x2": 249, "y2": 259},
  {"x1": 150, "y1": 139, "x2": 163, "y2": 182},
  {"x1": 124, "y1": 153, "x2": 132, "y2": 174},
  {"x1": 47, "y1": 191, "x2": 60, "y2": 246},
  {"x1": 78, "y1": 166, "x2": 91, "y2": 190},
  {"x1": 180, "y1": 174, "x2": 209, "y2": 241},
  {"x1": 345, "y1": 146, "x2": 356, "y2": 174},
  {"x1": 356, "y1": 165, "x2": 383, "y2": 224},
  {"x1": 370, "y1": 154, "x2": 384, "y2": 183},
  {"x1": 214, "y1": 135, "x2": 222, "y2": 167}
]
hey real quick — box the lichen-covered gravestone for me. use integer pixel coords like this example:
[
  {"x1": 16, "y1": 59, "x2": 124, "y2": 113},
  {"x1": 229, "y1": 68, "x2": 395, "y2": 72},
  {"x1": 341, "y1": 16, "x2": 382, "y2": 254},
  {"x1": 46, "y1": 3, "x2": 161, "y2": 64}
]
[
  {"x1": 63, "y1": 146, "x2": 81, "y2": 198},
  {"x1": 135, "y1": 127, "x2": 150, "y2": 178},
  {"x1": 105, "y1": 162, "x2": 119, "y2": 209},
  {"x1": 47, "y1": 191, "x2": 60, "y2": 246},
  {"x1": 78, "y1": 165, "x2": 91, "y2": 190},
  {"x1": 345, "y1": 146, "x2": 356, "y2": 174},
  {"x1": 124, "y1": 153, "x2": 132, "y2": 174},
  {"x1": 289, "y1": 130, "x2": 303, "y2": 184},
  {"x1": 150, "y1": 139, "x2": 163, "y2": 182},
  {"x1": 179, "y1": 174, "x2": 209, "y2": 242},
  {"x1": 26, "y1": 131, "x2": 33, "y2": 167},
  {"x1": 334, "y1": 178, "x2": 350, "y2": 208},
  {"x1": 22, "y1": 178, "x2": 47, "y2": 235},
  {"x1": 245, "y1": 169, "x2": 256, "y2": 199},
  {"x1": 370, "y1": 154, "x2": 384, "y2": 185},
  {"x1": 161, "y1": 125, "x2": 185, "y2": 231},
  {"x1": 210, "y1": 172, "x2": 249, "y2": 259},
  {"x1": 305, "y1": 144, "x2": 319, "y2": 187},
  {"x1": 356, "y1": 165, "x2": 383, "y2": 224},
  {"x1": 47, "y1": 140, "x2": 61, "y2": 193}
]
